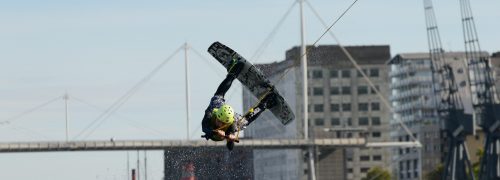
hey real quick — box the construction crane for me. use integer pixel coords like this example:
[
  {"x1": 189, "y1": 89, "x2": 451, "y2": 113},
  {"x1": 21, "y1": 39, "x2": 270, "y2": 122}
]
[
  {"x1": 423, "y1": 0, "x2": 475, "y2": 179},
  {"x1": 458, "y1": 0, "x2": 500, "y2": 179}
]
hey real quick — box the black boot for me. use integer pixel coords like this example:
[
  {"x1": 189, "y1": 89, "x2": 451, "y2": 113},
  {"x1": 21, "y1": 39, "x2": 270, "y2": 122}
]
[
  {"x1": 228, "y1": 59, "x2": 245, "y2": 78},
  {"x1": 226, "y1": 141, "x2": 235, "y2": 151},
  {"x1": 260, "y1": 93, "x2": 277, "y2": 109}
]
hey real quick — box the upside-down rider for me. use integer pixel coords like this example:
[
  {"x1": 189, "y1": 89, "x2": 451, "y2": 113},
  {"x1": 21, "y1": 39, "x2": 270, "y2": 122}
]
[{"x1": 201, "y1": 59, "x2": 276, "y2": 150}]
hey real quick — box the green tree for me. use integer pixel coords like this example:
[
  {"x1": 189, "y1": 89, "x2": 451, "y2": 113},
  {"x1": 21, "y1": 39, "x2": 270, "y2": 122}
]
[
  {"x1": 425, "y1": 164, "x2": 443, "y2": 180},
  {"x1": 472, "y1": 148, "x2": 484, "y2": 179},
  {"x1": 361, "y1": 166, "x2": 391, "y2": 180}
]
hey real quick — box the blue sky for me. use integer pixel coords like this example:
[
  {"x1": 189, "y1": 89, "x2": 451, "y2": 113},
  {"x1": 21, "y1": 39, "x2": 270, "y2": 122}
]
[{"x1": 0, "y1": 0, "x2": 498, "y2": 179}]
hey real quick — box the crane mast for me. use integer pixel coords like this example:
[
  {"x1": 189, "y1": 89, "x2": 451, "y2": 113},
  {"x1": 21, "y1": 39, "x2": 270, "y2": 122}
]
[
  {"x1": 424, "y1": 0, "x2": 474, "y2": 179},
  {"x1": 458, "y1": 0, "x2": 500, "y2": 179}
]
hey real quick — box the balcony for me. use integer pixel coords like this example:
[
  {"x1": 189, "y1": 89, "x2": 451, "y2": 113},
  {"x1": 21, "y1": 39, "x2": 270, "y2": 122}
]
[
  {"x1": 389, "y1": 64, "x2": 431, "y2": 77},
  {"x1": 390, "y1": 88, "x2": 434, "y2": 101},
  {"x1": 390, "y1": 76, "x2": 433, "y2": 89}
]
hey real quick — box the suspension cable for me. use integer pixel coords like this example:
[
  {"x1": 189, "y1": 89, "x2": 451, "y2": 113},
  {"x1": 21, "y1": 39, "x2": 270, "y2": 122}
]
[
  {"x1": 305, "y1": 0, "x2": 418, "y2": 142},
  {"x1": 243, "y1": 0, "x2": 362, "y2": 127},
  {"x1": 250, "y1": 0, "x2": 298, "y2": 63},
  {"x1": 70, "y1": 95, "x2": 166, "y2": 138},
  {"x1": 190, "y1": 47, "x2": 226, "y2": 78},
  {"x1": 74, "y1": 45, "x2": 184, "y2": 140},
  {"x1": 0, "y1": 95, "x2": 62, "y2": 125}
]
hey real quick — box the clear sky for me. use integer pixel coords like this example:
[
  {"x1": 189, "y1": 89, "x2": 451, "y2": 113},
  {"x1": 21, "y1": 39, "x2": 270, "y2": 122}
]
[{"x1": 0, "y1": 0, "x2": 498, "y2": 179}]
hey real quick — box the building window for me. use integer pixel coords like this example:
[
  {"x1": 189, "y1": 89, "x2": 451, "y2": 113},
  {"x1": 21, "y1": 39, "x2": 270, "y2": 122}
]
[
  {"x1": 312, "y1": 70, "x2": 323, "y2": 79},
  {"x1": 347, "y1": 118, "x2": 352, "y2": 126},
  {"x1": 347, "y1": 168, "x2": 353, "y2": 173},
  {"x1": 371, "y1": 102, "x2": 380, "y2": 111},
  {"x1": 359, "y1": 103, "x2": 369, "y2": 111},
  {"x1": 372, "y1": 132, "x2": 381, "y2": 138},
  {"x1": 314, "y1": 104, "x2": 324, "y2": 112},
  {"x1": 370, "y1": 68, "x2": 379, "y2": 77},
  {"x1": 360, "y1": 156, "x2": 370, "y2": 161},
  {"x1": 330, "y1": 87, "x2": 340, "y2": 95},
  {"x1": 331, "y1": 118, "x2": 340, "y2": 126},
  {"x1": 358, "y1": 86, "x2": 368, "y2": 95},
  {"x1": 342, "y1": 103, "x2": 351, "y2": 111},
  {"x1": 371, "y1": 85, "x2": 380, "y2": 94},
  {"x1": 359, "y1": 117, "x2": 369, "y2": 126},
  {"x1": 341, "y1": 70, "x2": 350, "y2": 78},
  {"x1": 330, "y1": 104, "x2": 340, "y2": 112},
  {"x1": 407, "y1": 161, "x2": 411, "y2": 178},
  {"x1": 341, "y1": 86, "x2": 351, "y2": 94},
  {"x1": 313, "y1": 87, "x2": 323, "y2": 96},
  {"x1": 357, "y1": 69, "x2": 368, "y2": 77},
  {"x1": 460, "y1": 81, "x2": 467, "y2": 87},
  {"x1": 315, "y1": 118, "x2": 324, "y2": 126},
  {"x1": 372, "y1": 117, "x2": 381, "y2": 125},
  {"x1": 361, "y1": 167, "x2": 370, "y2": 173},
  {"x1": 373, "y1": 155, "x2": 382, "y2": 161},
  {"x1": 330, "y1": 70, "x2": 338, "y2": 78}
]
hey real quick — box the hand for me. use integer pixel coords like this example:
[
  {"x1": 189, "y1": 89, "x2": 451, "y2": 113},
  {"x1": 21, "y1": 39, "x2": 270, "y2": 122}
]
[
  {"x1": 226, "y1": 134, "x2": 237, "y2": 141},
  {"x1": 213, "y1": 130, "x2": 225, "y2": 137}
]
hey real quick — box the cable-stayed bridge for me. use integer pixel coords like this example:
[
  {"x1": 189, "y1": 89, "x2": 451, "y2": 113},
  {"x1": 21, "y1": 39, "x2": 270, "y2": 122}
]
[
  {"x1": 0, "y1": 42, "x2": 421, "y2": 154},
  {"x1": 0, "y1": 138, "x2": 364, "y2": 153},
  {"x1": 0, "y1": 138, "x2": 422, "y2": 153}
]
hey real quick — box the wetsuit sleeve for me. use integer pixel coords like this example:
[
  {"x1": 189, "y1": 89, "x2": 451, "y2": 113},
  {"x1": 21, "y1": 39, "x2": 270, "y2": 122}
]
[
  {"x1": 202, "y1": 108, "x2": 214, "y2": 139},
  {"x1": 214, "y1": 74, "x2": 237, "y2": 97},
  {"x1": 226, "y1": 121, "x2": 238, "y2": 134}
]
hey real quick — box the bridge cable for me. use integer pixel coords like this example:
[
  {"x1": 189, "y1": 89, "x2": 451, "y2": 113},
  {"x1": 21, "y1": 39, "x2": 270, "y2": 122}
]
[
  {"x1": 78, "y1": 46, "x2": 183, "y2": 140},
  {"x1": 304, "y1": 2, "x2": 422, "y2": 179},
  {"x1": 70, "y1": 95, "x2": 166, "y2": 138},
  {"x1": 239, "y1": 0, "x2": 362, "y2": 140},
  {"x1": 0, "y1": 95, "x2": 62, "y2": 125},
  {"x1": 190, "y1": 47, "x2": 226, "y2": 78},
  {"x1": 250, "y1": 0, "x2": 298, "y2": 63},
  {"x1": 304, "y1": 0, "x2": 418, "y2": 142},
  {"x1": 191, "y1": 47, "x2": 243, "y2": 102},
  {"x1": 9, "y1": 125, "x2": 51, "y2": 140},
  {"x1": 74, "y1": 45, "x2": 184, "y2": 140}
]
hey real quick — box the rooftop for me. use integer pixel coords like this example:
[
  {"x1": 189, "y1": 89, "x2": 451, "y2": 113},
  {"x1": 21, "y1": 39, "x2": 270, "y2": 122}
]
[{"x1": 257, "y1": 44, "x2": 391, "y2": 76}]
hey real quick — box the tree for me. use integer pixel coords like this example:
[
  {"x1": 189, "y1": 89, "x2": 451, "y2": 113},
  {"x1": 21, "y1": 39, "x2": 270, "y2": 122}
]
[
  {"x1": 472, "y1": 148, "x2": 484, "y2": 179},
  {"x1": 425, "y1": 164, "x2": 443, "y2": 180},
  {"x1": 361, "y1": 166, "x2": 391, "y2": 180}
]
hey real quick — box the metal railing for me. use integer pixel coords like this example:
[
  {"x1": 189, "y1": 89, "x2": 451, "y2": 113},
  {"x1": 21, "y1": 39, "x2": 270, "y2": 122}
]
[{"x1": 0, "y1": 138, "x2": 367, "y2": 153}]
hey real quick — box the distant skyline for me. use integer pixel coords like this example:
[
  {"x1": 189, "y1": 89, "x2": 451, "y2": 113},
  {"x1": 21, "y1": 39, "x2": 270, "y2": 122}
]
[{"x1": 0, "y1": 0, "x2": 498, "y2": 179}]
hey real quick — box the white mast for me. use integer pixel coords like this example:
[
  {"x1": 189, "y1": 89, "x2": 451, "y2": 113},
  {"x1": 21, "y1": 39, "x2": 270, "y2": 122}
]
[
  {"x1": 63, "y1": 92, "x2": 69, "y2": 141},
  {"x1": 144, "y1": 151, "x2": 148, "y2": 180},
  {"x1": 127, "y1": 151, "x2": 130, "y2": 180},
  {"x1": 299, "y1": 0, "x2": 316, "y2": 180},
  {"x1": 184, "y1": 42, "x2": 191, "y2": 140}
]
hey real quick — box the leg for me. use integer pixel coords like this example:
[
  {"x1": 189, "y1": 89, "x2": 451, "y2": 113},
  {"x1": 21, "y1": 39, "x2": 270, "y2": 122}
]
[
  {"x1": 243, "y1": 92, "x2": 278, "y2": 125},
  {"x1": 243, "y1": 107, "x2": 266, "y2": 125}
]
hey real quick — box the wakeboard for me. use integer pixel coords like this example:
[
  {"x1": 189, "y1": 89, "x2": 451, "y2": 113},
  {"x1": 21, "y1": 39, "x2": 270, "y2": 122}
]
[{"x1": 207, "y1": 41, "x2": 295, "y2": 125}]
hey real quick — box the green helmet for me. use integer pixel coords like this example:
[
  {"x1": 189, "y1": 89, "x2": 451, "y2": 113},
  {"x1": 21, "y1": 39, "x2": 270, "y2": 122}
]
[{"x1": 212, "y1": 104, "x2": 235, "y2": 125}]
